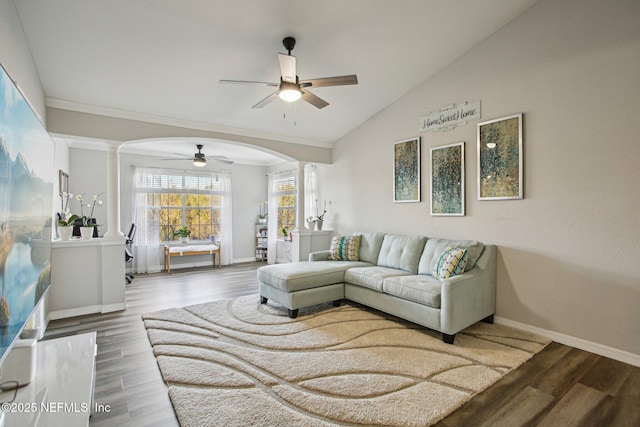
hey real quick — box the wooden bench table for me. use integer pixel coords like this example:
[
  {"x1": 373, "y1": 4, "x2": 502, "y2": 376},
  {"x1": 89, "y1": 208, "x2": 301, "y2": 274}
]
[{"x1": 164, "y1": 243, "x2": 221, "y2": 272}]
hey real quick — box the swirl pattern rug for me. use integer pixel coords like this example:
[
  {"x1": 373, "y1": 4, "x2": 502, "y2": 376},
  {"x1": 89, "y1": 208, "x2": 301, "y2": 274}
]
[{"x1": 142, "y1": 295, "x2": 550, "y2": 426}]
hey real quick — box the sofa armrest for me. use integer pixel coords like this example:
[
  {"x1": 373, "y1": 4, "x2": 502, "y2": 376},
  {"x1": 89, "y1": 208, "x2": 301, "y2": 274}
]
[
  {"x1": 440, "y1": 245, "x2": 496, "y2": 335},
  {"x1": 309, "y1": 250, "x2": 331, "y2": 261}
]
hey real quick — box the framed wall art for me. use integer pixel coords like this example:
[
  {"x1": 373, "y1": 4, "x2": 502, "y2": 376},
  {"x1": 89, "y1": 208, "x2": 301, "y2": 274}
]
[
  {"x1": 393, "y1": 137, "x2": 421, "y2": 203},
  {"x1": 430, "y1": 142, "x2": 465, "y2": 216},
  {"x1": 477, "y1": 113, "x2": 523, "y2": 200},
  {"x1": 0, "y1": 63, "x2": 54, "y2": 364},
  {"x1": 59, "y1": 169, "x2": 69, "y2": 196}
]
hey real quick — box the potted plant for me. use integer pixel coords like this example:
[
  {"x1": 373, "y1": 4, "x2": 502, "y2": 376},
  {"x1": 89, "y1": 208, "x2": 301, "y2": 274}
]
[
  {"x1": 307, "y1": 200, "x2": 327, "y2": 231},
  {"x1": 57, "y1": 191, "x2": 76, "y2": 240},
  {"x1": 57, "y1": 213, "x2": 78, "y2": 241},
  {"x1": 174, "y1": 226, "x2": 191, "y2": 243},
  {"x1": 257, "y1": 200, "x2": 268, "y2": 224},
  {"x1": 76, "y1": 192, "x2": 104, "y2": 239},
  {"x1": 281, "y1": 227, "x2": 289, "y2": 241}
]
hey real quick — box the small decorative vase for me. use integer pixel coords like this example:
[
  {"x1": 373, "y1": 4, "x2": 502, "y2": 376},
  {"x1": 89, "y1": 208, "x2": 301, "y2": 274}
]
[
  {"x1": 258, "y1": 217, "x2": 267, "y2": 224},
  {"x1": 180, "y1": 237, "x2": 189, "y2": 243},
  {"x1": 80, "y1": 226, "x2": 94, "y2": 240},
  {"x1": 59, "y1": 226, "x2": 73, "y2": 241},
  {"x1": 88, "y1": 218, "x2": 99, "y2": 237},
  {"x1": 315, "y1": 220, "x2": 323, "y2": 231}
]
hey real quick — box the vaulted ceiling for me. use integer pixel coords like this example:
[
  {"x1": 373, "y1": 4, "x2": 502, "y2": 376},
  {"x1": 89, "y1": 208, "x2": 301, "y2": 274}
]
[{"x1": 14, "y1": 0, "x2": 538, "y2": 164}]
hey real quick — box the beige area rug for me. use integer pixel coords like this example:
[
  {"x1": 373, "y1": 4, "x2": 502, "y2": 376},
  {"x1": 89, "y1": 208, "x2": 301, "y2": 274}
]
[{"x1": 142, "y1": 295, "x2": 550, "y2": 426}]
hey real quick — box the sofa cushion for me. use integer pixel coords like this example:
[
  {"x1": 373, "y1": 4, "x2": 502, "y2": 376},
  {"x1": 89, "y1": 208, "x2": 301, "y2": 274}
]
[
  {"x1": 432, "y1": 246, "x2": 469, "y2": 280},
  {"x1": 377, "y1": 234, "x2": 427, "y2": 274},
  {"x1": 354, "y1": 232, "x2": 386, "y2": 264},
  {"x1": 418, "y1": 238, "x2": 484, "y2": 275},
  {"x1": 258, "y1": 261, "x2": 372, "y2": 292},
  {"x1": 344, "y1": 266, "x2": 411, "y2": 292},
  {"x1": 382, "y1": 275, "x2": 442, "y2": 308},
  {"x1": 328, "y1": 235, "x2": 361, "y2": 261}
]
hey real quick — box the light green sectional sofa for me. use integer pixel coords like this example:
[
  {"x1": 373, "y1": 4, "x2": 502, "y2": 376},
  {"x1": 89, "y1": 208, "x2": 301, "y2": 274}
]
[{"x1": 257, "y1": 232, "x2": 496, "y2": 344}]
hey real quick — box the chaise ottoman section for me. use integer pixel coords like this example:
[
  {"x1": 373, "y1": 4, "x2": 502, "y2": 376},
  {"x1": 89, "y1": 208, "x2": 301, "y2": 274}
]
[{"x1": 257, "y1": 261, "x2": 372, "y2": 318}]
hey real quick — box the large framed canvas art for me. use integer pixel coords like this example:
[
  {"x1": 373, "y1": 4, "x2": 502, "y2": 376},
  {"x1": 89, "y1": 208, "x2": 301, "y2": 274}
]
[
  {"x1": 430, "y1": 142, "x2": 464, "y2": 216},
  {"x1": 477, "y1": 114, "x2": 523, "y2": 200},
  {"x1": 0, "y1": 64, "x2": 54, "y2": 364},
  {"x1": 393, "y1": 137, "x2": 421, "y2": 203}
]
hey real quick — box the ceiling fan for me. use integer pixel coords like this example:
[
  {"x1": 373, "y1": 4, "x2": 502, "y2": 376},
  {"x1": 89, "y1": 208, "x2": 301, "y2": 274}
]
[
  {"x1": 162, "y1": 144, "x2": 234, "y2": 167},
  {"x1": 220, "y1": 37, "x2": 358, "y2": 109}
]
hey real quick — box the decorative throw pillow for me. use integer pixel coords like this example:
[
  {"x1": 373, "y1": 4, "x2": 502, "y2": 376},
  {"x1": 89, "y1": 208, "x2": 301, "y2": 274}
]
[
  {"x1": 432, "y1": 246, "x2": 469, "y2": 280},
  {"x1": 328, "y1": 235, "x2": 361, "y2": 261}
]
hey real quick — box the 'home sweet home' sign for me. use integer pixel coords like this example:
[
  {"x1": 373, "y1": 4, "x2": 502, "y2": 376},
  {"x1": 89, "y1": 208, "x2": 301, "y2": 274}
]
[{"x1": 419, "y1": 101, "x2": 481, "y2": 132}]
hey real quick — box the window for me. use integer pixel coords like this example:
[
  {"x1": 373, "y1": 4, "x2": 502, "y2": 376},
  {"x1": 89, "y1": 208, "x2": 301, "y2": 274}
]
[
  {"x1": 134, "y1": 170, "x2": 226, "y2": 242},
  {"x1": 274, "y1": 172, "x2": 296, "y2": 238}
]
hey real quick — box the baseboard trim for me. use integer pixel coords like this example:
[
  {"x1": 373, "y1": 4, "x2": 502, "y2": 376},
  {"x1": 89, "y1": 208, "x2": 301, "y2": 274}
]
[
  {"x1": 49, "y1": 305, "x2": 102, "y2": 320},
  {"x1": 495, "y1": 316, "x2": 640, "y2": 368},
  {"x1": 101, "y1": 303, "x2": 126, "y2": 313}
]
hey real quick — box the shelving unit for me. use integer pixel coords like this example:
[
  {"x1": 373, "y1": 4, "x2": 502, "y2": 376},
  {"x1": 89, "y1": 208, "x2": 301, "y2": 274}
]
[{"x1": 255, "y1": 224, "x2": 268, "y2": 261}]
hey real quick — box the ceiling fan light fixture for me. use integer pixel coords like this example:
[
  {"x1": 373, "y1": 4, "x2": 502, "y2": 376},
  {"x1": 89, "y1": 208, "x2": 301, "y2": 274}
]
[
  {"x1": 193, "y1": 157, "x2": 206, "y2": 167},
  {"x1": 279, "y1": 81, "x2": 302, "y2": 102}
]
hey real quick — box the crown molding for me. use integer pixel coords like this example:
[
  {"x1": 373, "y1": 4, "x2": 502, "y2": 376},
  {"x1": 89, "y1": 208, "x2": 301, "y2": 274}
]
[{"x1": 45, "y1": 97, "x2": 334, "y2": 149}]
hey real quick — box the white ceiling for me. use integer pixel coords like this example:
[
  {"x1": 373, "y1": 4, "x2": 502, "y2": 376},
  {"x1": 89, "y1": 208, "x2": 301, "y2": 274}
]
[{"x1": 14, "y1": 0, "x2": 538, "y2": 165}]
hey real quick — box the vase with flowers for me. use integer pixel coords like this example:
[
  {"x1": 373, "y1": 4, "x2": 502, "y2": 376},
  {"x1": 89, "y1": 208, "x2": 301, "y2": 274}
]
[
  {"x1": 307, "y1": 200, "x2": 327, "y2": 231},
  {"x1": 77, "y1": 192, "x2": 104, "y2": 239},
  {"x1": 257, "y1": 200, "x2": 268, "y2": 224},
  {"x1": 57, "y1": 191, "x2": 77, "y2": 240}
]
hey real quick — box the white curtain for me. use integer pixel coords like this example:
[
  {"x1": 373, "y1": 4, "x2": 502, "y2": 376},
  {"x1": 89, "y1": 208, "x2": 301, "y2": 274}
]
[
  {"x1": 267, "y1": 172, "x2": 278, "y2": 264},
  {"x1": 132, "y1": 167, "x2": 233, "y2": 272},
  {"x1": 304, "y1": 163, "x2": 319, "y2": 224},
  {"x1": 132, "y1": 167, "x2": 161, "y2": 273},
  {"x1": 219, "y1": 172, "x2": 233, "y2": 265}
]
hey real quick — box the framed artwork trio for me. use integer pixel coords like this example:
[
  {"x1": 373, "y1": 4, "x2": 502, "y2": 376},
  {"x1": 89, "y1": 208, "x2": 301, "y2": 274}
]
[{"x1": 393, "y1": 110, "x2": 523, "y2": 215}]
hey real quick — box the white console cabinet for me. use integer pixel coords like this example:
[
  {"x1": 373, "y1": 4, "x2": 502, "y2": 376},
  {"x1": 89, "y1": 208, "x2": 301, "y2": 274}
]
[
  {"x1": 49, "y1": 238, "x2": 126, "y2": 320},
  {"x1": 291, "y1": 230, "x2": 333, "y2": 262},
  {"x1": 0, "y1": 332, "x2": 97, "y2": 427}
]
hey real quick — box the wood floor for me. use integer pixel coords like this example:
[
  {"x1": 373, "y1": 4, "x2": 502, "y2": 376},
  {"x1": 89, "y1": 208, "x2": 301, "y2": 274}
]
[{"x1": 43, "y1": 262, "x2": 640, "y2": 427}]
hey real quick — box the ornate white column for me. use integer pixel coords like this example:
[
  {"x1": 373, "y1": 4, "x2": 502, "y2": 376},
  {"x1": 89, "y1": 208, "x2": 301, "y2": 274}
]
[
  {"x1": 103, "y1": 141, "x2": 125, "y2": 239},
  {"x1": 295, "y1": 161, "x2": 308, "y2": 232}
]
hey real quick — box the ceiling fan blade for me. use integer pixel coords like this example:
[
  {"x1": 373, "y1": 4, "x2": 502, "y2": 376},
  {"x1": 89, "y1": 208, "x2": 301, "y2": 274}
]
[
  {"x1": 219, "y1": 79, "x2": 278, "y2": 87},
  {"x1": 207, "y1": 155, "x2": 230, "y2": 160},
  {"x1": 252, "y1": 90, "x2": 279, "y2": 109},
  {"x1": 214, "y1": 158, "x2": 234, "y2": 165},
  {"x1": 300, "y1": 75, "x2": 358, "y2": 88},
  {"x1": 301, "y1": 90, "x2": 329, "y2": 109},
  {"x1": 277, "y1": 53, "x2": 297, "y2": 83},
  {"x1": 161, "y1": 158, "x2": 190, "y2": 161},
  {"x1": 163, "y1": 153, "x2": 192, "y2": 159}
]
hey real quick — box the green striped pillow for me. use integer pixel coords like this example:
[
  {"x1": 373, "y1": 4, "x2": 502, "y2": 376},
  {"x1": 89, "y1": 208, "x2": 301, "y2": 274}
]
[
  {"x1": 432, "y1": 246, "x2": 468, "y2": 280},
  {"x1": 328, "y1": 235, "x2": 361, "y2": 261}
]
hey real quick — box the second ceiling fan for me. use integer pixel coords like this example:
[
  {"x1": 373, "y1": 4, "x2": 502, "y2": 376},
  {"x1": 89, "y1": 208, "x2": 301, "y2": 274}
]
[
  {"x1": 162, "y1": 144, "x2": 233, "y2": 167},
  {"x1": 220, "y1": 37, "x2": 358, "y2": 109}
]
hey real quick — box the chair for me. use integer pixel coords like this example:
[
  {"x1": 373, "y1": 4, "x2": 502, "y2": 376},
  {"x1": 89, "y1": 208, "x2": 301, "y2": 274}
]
[{"x1": 125, "y1": 224, "x2": 136, "y2": 284}]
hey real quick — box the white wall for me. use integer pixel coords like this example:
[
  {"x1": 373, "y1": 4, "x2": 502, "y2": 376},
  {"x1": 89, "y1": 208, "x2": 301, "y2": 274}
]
[
  {"x1": 0, "y1": 0, "x2": 45, "y2": 122},
  {"x1": 322, "y1": 0, "x2": 640, "y2": 358},
  {"x1": 68, "y1": 147, "x2": 268, "y2": 263}
]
